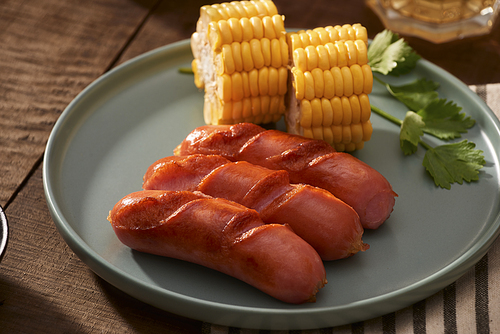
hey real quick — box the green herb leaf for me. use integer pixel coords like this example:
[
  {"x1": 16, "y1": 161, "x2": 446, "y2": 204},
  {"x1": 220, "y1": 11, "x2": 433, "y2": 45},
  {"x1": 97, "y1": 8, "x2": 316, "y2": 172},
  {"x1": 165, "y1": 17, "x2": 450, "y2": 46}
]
[
  {"x1": 386, "y1": 78, "x2": 440, "y2": 111},
  {"x1": 418, "y1": 99, "x2": 476, "y2": 140},
  {"x1": 422, "y1": 140, "x2": 485, "y2": 189},
  {"x1": 400, "y1": 111, "x2": 425, "y2": 155},
  {"x1": 368, "y1": 30, "x2": 421, "y2": 76}
]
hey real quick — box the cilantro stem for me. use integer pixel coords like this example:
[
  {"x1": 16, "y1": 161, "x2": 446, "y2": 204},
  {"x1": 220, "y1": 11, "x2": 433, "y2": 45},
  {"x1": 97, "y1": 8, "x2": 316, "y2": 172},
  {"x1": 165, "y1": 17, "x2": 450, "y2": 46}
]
[
  {"x1": 179, "y1": 67, "x2": 194, "y2": 74},
  {"x1": 373, "y1": 75, "x2": 387, "y2": 86},
  {"x1": 418, "y1": 139, "x2": 432, "y2": 151},
  {"x1": 371, "y1": 105, "x2": 433, "y2": 152},
  {"x1": 371, "y1": 105, "x2": 402, "y2": 126}
]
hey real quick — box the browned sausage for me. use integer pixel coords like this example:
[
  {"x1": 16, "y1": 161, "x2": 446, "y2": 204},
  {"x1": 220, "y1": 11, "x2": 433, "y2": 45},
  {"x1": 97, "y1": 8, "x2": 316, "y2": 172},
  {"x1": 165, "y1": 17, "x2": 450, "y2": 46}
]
[
  {"x1": 143, "y1": 154, "x2": 368, "y2": 261},
  {"x1": 108, "y1": 190, "x2": 327, "y2": 304},
  {"x1": 175, "y1": 123, "x2": 397, "y2": 229}
]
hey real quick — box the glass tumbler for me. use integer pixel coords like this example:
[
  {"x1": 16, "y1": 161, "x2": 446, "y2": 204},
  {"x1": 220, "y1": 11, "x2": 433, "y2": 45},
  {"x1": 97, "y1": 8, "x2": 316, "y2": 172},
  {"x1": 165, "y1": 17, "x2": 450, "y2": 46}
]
[{"x1": 366, "y1": 0, "x2": 500, "y2": 43}]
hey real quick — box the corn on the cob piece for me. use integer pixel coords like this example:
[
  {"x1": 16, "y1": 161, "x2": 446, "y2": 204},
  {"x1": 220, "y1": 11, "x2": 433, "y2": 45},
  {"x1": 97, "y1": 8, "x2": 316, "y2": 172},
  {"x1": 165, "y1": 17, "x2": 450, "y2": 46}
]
[
  {"x1": 286, "y1": 24, "x2": 373, "y2": 152},
  {"x1": 191, "y1": 1, "x2": 288, "y2": 125}
]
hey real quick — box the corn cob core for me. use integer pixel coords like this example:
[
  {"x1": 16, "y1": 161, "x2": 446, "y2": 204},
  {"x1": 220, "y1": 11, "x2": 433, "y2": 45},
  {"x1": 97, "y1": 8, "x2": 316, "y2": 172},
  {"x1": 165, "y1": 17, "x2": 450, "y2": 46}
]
[
  {"x1": 191, "y1": 1, "x2": 288, "y2": 125},
  {"x1": 286, "y1": 25, "x2": 374, "y2": 152}
]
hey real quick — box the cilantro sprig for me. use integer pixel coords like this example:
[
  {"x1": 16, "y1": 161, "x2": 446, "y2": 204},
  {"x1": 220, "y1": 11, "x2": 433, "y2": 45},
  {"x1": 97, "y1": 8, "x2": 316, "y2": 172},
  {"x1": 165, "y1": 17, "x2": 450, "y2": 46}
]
[{"x1": 368, "y1": 30, "x2": 485, "y2": 189}]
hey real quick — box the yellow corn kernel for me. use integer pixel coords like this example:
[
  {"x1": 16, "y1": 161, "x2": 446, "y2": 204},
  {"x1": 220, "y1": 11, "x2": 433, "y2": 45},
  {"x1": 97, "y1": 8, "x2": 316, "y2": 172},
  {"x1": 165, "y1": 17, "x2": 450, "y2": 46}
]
[
  {"x1": 331, "y1": 124, "x2": 343, "y2": 143},
  {"x1": 324, "y1": 43, "x2": 338, "y2": 68},
  {"x1": 331, "y1": 96, "x2": 343, "y2": 125},
  {"x1": 258, "y1": 67, "x2": 269, "y2": 95},
  {"x1": 218, "y1": 20, "x2": 233, "y2": 45},
  {"x1": 242, "y1": 97, "x2": 253, "y2": 118},
  {"x1": 241, "y1": 41, "x2": 254, "y2": 71},
  {"x1": 310, "y1": 98, "x2": 323, "y2": 127},
  {"x1": 241, "y1": 71, "x2": 251, "y2": 97},
  {"x1": 302, "y1": 127, "x2": 313, "y2": 139},
  {"x1": 324, "y1": 26, "x2": 340, "y2": 43},
  {"x1": 359, "y1": 93, "x2": 371, "y2": 122},
  {"x1": 292, "y1": 68, "x2": 305, "y2": 100},
  {"x1": 287, "y1": 32, "x2": 302, "y2": 52},
  {"x1": 241, "y1": 17, "x2": 253, "y2": 41},
  {"x1": 228, "y1": 17, "x2": 243, "y2": 42},
  {"x1": 299, "y1": 32, "x2": 310, "y2": 48},
  {"x1": 293, "y1": 48, "x2": 307, "y2": 72},
  {"x1": 200, "y1": 6, "x2": 223, "y2": 25},
  {"x1": 341, "y1": 66, "x2": 353, "y2": 97},
  {"x1": 351, "y1": 64, "x2": 364, "y2": 95},
  {"x1": 341, "y1": 96, "x2": 352, "y2": 125},
  {"x1": 352, "y1": 23, "x2": 368, "y2": 44},
  {"x1": 270, "y1": 38, "x2": 282, "y2": 68},
  {"x1": 229, "y1": 2, "x2": 246, "y2": 18},
  {"x1": 362, "y1": 64, "x2": 373, "y2": 94},
  {"x1": 312, "y1": 126, "x2": 324, "y2": 140},
  {"x1": 192, "y1": 59, "x2": 203, "y2": 89},
  {"x1": 279, "y1": 35, "x2": 289, "y2": 66},
  {"x1": 231, "y1": 42, "x2": 243, "y2": 72},
  {"x1": 323, "y1": 126, "x2": 334, "y2": 144},
  {"x1": 231, "y1": 72, "x2": 244, "y2": 101},
  {"x1": 303, "y1": 71, "x2": 315, "y2": 100},
  {"x1": 260, "y1": 95, "x2": 271, "y2": 122},
  {"x1": 316, "y1": 45, "x2": 330, "y2": 70},
  {"x1": 261, "y1": 0, "x2": 279, "y2": 15},
  {"x1": 321, "y1": 97, "x2": 333, "y2": 127},
  {"x1": 272, "y1": 14, "x2": 286, "y2": 37},
  {"x1": 232, "y1": 100, "x2": 243, "y2": 121},
  {"x1": 262, "y1": 16, "x2": 276, "y2": 39},
  {"x1": 250, "y1": 39, "x2": 265, "y2": 69},
  {"x1": 248, "y1": 68, "x2": 259, "y2": 97},
  {"x1": 208, "y1": 21, "x2": 223, "y2": 52},
  {"x1": 330, "y1": 67, "x2": 343, "y2": 97},
  {"x1": 242, "y1": 1, "x2": 258, "y2": 17},
  {"x1": 335, "y1": 41, "x2": 348, "y2": 67},
  {"x1": 300, "y1": 100, "x2": 312, "y2": 128},
  {"x1": 351, "y1": 123, "x2": 364, "y2": 143},
  {"x1": 355, "y1": 40, "x2": 368, "y2": 65},
  {"x1": 253, "y1": 0, "x2": 268, "y2": 16},
  {"x1": 313, "y1": 27, "x2": 330, "y2": 45},
  {"x1": 306, "y1": 30, "x2": 321, "y2": 46},
  {"x1": 261, "y1": 38, "x2": 271, "y2": 66},
  {"x1": 349, "y1": 95, "x2": 361, "y2": 124},
  {"x1": 218, "y1": 73, "x2": 232, "y2": 102},
  {"x1": 355, "y1": 142, "x2": 365, "y2": 150},
  {"x1": 268, "y1": 67, "x2": 279, "y2": 96},
  {"x1": 250, "y1": 16, "x2": 264, "y2": 39},
  {"x1": 305, "y1": 45, "x2": 319, "y2": 71},
  {"x1": 311, "y1": 68, "x2": 324, "y2": 98},
  {"x1": 342, "y1": 125, "x2": 352, "y2": 144},
  {"x1": 222, "y1": 44, "x2": 235, "y2": 74},
  {"x1": 323, "y1": 70, "x2": 335, "y2": 99},
  {"x1": 344, "y1": 40, "x2": 357, "y2": 66},
  {"x1": 362, "y1": 120, "x2": 373, "y2": 141},
  {"x1": 278, "y1": 66, "x2": 288, "y2": 95}
]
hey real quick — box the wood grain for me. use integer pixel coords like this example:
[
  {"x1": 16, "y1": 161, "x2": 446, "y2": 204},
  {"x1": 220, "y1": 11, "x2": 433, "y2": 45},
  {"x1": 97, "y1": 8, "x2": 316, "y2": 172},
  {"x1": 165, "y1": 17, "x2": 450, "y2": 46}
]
[
  {"x1": 0, "y1": 165, "x2": 203, "y2": 333},
  {"x1": 0, "y1": 0, "x2": 156, "y2": 207}
]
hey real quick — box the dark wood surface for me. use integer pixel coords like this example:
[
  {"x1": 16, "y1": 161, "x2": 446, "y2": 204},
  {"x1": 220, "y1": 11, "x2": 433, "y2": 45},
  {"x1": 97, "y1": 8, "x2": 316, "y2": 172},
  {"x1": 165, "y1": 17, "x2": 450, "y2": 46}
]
[{"x1": 1, "y1": 0, "x2": 499, "y2": 332}]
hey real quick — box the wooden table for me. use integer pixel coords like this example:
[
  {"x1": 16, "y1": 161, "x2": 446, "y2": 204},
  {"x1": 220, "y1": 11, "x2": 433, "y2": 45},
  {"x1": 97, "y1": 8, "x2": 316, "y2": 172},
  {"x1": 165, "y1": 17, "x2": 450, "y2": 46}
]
[{"x1": 1, "y1": 0, "x2": 499, "y2": 333}]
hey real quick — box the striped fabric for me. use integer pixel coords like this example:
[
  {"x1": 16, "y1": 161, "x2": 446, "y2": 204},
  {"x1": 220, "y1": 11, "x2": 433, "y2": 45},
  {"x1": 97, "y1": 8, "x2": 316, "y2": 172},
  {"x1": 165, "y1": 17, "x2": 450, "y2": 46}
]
[{"x1": 202, "y1": 83, "x2": 500, "y2": 334}]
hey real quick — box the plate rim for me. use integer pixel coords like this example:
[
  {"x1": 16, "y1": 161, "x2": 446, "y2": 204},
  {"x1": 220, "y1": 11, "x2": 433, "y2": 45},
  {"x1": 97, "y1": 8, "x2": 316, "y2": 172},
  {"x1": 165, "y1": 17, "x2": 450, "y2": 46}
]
[
  {"x1": 42, "y1": 39, "x2": 500, "y2": 330},
  {"x1": 0, "y1": 205, "x2": 7, "y2": 262}
]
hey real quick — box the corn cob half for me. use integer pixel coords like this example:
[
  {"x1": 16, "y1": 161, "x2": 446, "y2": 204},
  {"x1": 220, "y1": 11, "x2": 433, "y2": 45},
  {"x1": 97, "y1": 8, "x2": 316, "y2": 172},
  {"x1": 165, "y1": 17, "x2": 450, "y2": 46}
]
[
  {"x1": 191, "y1": 1, "x2": 288, "y2": 125},
  {"x1": 286, "y1": 25, "x2": 374, "y2": 152}
]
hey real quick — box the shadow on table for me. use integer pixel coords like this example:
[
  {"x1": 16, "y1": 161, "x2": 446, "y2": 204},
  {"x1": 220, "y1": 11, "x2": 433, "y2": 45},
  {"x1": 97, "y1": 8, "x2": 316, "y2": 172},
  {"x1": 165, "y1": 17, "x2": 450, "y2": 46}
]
[
  {"x1": 0, "y1": 275, "x2": 78, "y2": 333},
  {"x1": 95, "y1": 273, "x2": 203, "y2": 333}
]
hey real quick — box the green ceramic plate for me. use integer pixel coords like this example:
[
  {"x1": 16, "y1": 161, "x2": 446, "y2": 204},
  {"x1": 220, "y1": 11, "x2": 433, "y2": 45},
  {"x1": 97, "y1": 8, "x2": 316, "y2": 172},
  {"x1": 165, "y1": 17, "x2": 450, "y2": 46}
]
[{"x1": 43, "y1": 39, "x2": 500, "y2": 330}]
